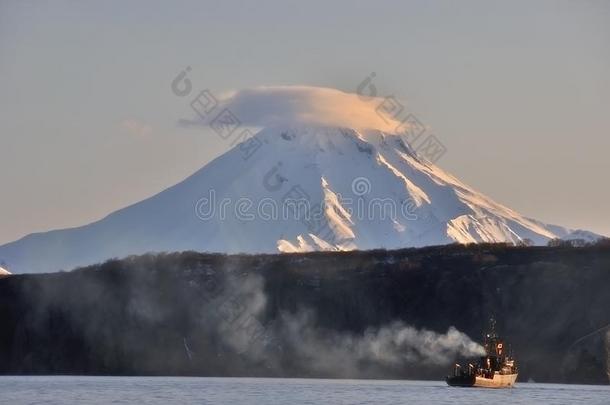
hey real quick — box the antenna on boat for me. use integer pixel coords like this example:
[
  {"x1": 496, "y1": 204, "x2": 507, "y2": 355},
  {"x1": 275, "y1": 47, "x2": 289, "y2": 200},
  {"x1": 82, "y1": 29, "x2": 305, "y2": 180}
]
[
  {"x1": 489, "y1": 317, "x2": 497, "y2": 337},
  {"x1": 484, "y1": 316, "x2": 497, "y2": 341}
]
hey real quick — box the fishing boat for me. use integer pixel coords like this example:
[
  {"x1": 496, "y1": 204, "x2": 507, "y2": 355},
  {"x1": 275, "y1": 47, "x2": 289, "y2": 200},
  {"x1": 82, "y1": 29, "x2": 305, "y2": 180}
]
[{"x1": 446, "y1": 319, "x2": 518, "y2": 388}]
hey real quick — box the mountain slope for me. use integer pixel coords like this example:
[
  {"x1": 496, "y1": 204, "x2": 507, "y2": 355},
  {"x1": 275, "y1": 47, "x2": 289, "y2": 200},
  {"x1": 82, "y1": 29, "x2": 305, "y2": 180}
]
[{"x1": 0, "y1": 125, "x2": 599, "y2": 273}]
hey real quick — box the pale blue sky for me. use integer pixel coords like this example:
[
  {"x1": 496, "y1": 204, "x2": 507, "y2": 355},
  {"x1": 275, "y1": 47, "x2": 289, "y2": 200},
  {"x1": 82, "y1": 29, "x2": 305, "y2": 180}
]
[{"x1": 1, "y1": 0, "x2": 609, "y2": 244}]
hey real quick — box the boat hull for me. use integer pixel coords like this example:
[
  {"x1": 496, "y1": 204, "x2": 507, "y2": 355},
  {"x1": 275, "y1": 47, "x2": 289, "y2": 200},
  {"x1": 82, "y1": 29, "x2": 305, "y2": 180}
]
[
  {"x1": 446, "y1": 374, "x2": 475, "y2": 387},
  {"x1": 474, "y1": 373, "x2": 517, "y2": 388},
  {"x1": 447, "y1": 373, "x2": 517, "y2": 388}
]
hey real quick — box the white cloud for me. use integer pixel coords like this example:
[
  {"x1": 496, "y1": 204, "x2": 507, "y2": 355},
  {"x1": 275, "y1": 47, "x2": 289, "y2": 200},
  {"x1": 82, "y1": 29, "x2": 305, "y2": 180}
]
[{"x1": 183, "y1": 86, "x2": 404, "y2": 132}]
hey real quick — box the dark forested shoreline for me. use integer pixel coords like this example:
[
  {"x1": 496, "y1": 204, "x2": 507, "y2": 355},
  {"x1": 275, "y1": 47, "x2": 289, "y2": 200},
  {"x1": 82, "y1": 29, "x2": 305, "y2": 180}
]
[{"x1": 1, "y1": 243, "x2": 609, "y2": 384}]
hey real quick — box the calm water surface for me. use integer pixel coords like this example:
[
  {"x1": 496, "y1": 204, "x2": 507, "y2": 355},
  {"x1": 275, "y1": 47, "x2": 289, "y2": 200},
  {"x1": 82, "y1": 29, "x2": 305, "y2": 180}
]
[{"x1": 0, "y1": 376, "x2": 609, "y2": 404}]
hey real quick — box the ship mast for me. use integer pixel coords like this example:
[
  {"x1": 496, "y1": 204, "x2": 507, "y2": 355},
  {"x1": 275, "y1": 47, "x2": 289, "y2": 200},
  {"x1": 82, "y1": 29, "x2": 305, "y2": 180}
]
[{"x1": 484, "y1": 317, "x2": 498, "y2": 355}]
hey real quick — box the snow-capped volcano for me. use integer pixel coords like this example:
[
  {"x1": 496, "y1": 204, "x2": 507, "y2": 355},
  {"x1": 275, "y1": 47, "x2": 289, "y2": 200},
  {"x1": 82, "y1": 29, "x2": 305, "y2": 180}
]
[{"x1": 0, "y1": 125, "x2": 600, "y2": 273}]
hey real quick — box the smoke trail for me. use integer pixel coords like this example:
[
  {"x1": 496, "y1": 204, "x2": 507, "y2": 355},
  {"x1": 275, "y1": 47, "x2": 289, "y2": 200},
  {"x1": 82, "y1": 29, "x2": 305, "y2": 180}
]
[
  {"x1": 208, "y1": 273, "x2": 485, "y2": 377},
  {"x1": 265, "y1": 310, "x2": 485, "y2": 377}
]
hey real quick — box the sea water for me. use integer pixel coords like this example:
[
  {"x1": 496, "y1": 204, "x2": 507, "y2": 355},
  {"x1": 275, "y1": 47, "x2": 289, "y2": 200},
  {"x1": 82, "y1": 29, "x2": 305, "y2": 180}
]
[{"x1": 0, "y1": 376, "x2": 608, "y2": 404}]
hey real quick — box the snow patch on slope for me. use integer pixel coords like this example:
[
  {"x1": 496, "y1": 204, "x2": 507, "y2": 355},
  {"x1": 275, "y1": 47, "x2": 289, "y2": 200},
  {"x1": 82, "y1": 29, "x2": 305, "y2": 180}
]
[
  {"x1": 447, "y1": 215, "x2": 522, "y2": 244},
  {"x1": 321, "y1": 177, "x2": 356, "y2": 240},
  {"x1": 561, "y1": 230, "x2": 604, "y2": 243}
]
